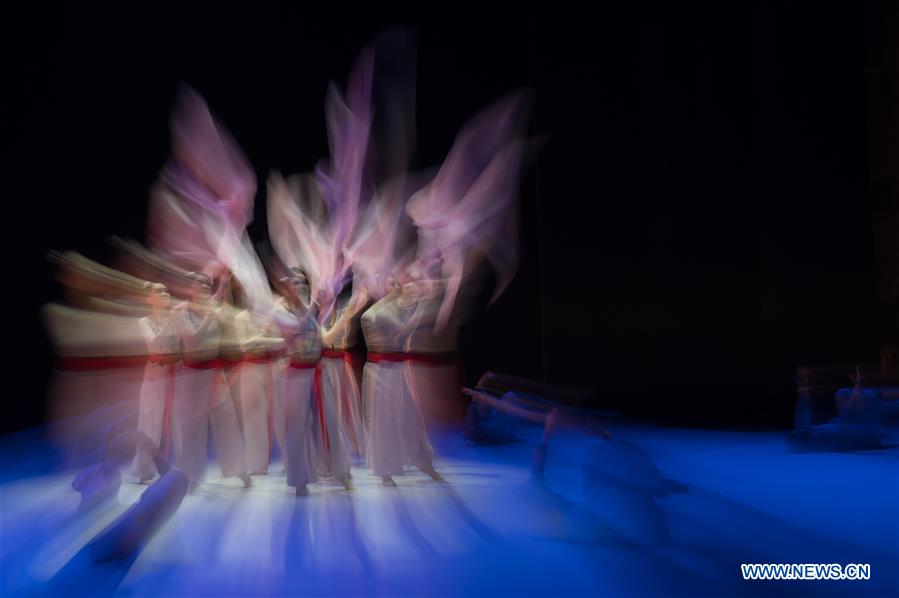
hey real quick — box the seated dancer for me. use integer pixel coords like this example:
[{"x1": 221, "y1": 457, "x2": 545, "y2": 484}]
[
  {"x1": 171, "y1": 272, "x2": 251, "y2": 489},
  {"x1": 131, "y1": 283, "x2": 180, "y2": 483},
  {"x1": 465, "y1": 372, "x2": 597, "y2": 445},
  {"x1": 464, "y1": 388, "x2": 523, "y2": 447},
  {"x1": 362, "y1": 274, "x2": 444, "y2": 486},
  {"x1": 463, "y1": 387, "x2": 687, "y2": 545},
  {"x1": 792, "y1": 374, "x2": 814, "y2": 431},
  {"x1": 279, "y1": 268, "x2": 322, "y2": 496},
  {"x1": 788, "y1": 366, "x2": 886, "y2": 451}
]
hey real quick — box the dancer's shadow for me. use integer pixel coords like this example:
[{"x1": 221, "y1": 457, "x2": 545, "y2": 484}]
[
  {"x1": 283, "y1": 492, "x2": 375, "y2": 594},
  {"x1": 44, "y1": 548, "x2": 139, "y2": 597},
  {"x1": 43, "y1": 470, "x2": 190, "y2": 597},
  {"x1": 432, "y1": 480, "x2": 497, "y2": 542},
  {"x1": 389, "y1": 489, "x2": 439, "y2": 560}
]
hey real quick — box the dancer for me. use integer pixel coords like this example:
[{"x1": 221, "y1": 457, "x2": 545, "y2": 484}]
[
  {"x1": 320, "y1": 288, "x2": 368, "y2": 462},
  {"x1": 131, "y1": 283, "x2": 180, "y2": 482},
  {"x1": 279, "y1": 268, "x2": 322, "y2": 495},
  {"x1": 788, "y1": 366, "x2": 886, "y2": 451},
  {"x1": 171, "y1": 272, "x2": 251, "y2": 489},
  {"x1": 463, "y1": 387, "x2": 687, "y2": 545},
  {"x1": 232, "y1": 277, "x2": 287, "y2": 475},
  {"x1": 267, "y1": 173, "x2": 357, "y2": 490},
  {"x1": 402, "y1": 263, "x2": 466, "y2": 424},
  {"x1": 42, "y1": 252, "x2": 151, "y2": 469},
  {"x1": 362, "y1": 273, "x2": 443, "y2": 486}
]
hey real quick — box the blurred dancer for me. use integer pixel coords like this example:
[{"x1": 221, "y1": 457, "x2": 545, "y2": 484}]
[
  {"x1": 402, "y1": 263, "x2": 466, "y2": 424},
  {"x1": 280, "y1": 268, "x2": 322, "y2": 495},
  {"x1": 43, "y1": 252, "x2": 150, "y2": 469},
  {"x1": 73, "y1": 425, "x2": 143, "y2": 513},
  {"x1": 788, "y1": 366, "x2": 886, "y2": 451},
  {"x1": 231, "y1": 277, "x2": 287, "y2": 475},
  {"x1": 267, "y1": 173, "x2": 356, "y2": 491},
  {"x1": 171, "y1": 272, "x2": 251, "y2": 489},
  {"x1": 131, "y1": 283, "x2": 180, "y2": 482},
  {"x1": 463, "y1": 387, "x2": 687, "y2": 545},
  {"x1": 362, "y1": 274, "x2": 443, "y2": 486},
  {"x1": 318, "y1": 290, "x2": 366, "y2": 489}
]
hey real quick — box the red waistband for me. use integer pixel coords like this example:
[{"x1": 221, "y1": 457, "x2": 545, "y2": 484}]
[
  {"x1": 321, "y1": 348, "x2": 352, "y2": 360},
  {"x1": 288, "y1": 360, "x2": 319, "y2": 370},
  {"x1": 149, "y1": 355, "x2": 179, "y2": 366},
  {"x1": 243, "y1": 353, "x2": 276, "y2": 364},
  {"x1": 183, "y1": 358, "x2": 226, "y2": 370},
  {"x1": 367, "y1": 351, "x2": 457, "y2": 365}
]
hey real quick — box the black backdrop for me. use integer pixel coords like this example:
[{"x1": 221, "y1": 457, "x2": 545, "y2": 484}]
[{"x1": 5, "y1": 1, "x2": 892, "y2": 433}]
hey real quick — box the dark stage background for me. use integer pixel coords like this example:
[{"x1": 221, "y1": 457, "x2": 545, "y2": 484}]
[{"x1": 5, "y1": 1, "x2": 897, "y2": 433}]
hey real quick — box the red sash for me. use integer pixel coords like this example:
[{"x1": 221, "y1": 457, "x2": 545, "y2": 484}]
[
  {"x1": 321, "y1": 348, "x2": 365, "y2": 367},
  {"x1": 287, "y1": 359, "x2": 329, "y2": 467},
  {"x1": 183, "y1": 358, "x2": 226, "y2": 370},
  {"x1": 367, "y1": 351, "x2": 457, "y2": 366},
  {"x1": 321, "y1": 348, "x2": 351, "y2": 362},
  {"x1": 243, "y1": 353, "x2": 275, "y2": 364},
  {"x1": 159, "y1": 363, "x2": 177, "y2": 461},
  {"x1": 289, "y1": 360, "x2": 318, "y2": 369},
  {"x1": 267, "y1": 361, "x2": 274, "y2": 466},
  {"x1": 312, "y1": 365, "x2": 329, "y2": 463}
]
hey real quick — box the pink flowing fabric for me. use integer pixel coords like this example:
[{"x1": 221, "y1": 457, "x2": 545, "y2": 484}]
[
  {"x1": 406, "y1": 93, "x2": 530, "y2": 329},
  {"x1": 313, "y1": 47, "x2": 375, "y2": 319},
  {"x1": 148, "y1": 85, "x2": 278, "y2": 313},
  {"x1": 268, "y1": 46, "x2": 375, "y2": 323},
  {"x1": 343, "y1": 29, "x2": 421, "y2": 301}
]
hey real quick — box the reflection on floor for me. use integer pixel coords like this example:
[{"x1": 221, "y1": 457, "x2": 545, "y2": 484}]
[{"x1": 1, "y1": 423, "x2": 897, "y2": 596}]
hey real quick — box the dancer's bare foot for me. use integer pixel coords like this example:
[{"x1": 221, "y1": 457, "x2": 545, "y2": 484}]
[
  {"x1": 337, "y1": 473, "x2": 353, "y2": 491},
  {"x1": 135, "y1": 432, "x2": 156, "y2": 455},
  {"x1": 382, "y1": 476, "x2": 397, "y2": 487},
  {"x1": 239, "y1": 473, "x2": 253, "y2": 488}
]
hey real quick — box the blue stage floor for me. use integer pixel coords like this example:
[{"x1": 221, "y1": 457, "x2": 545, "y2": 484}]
[{"x1": 1, "y1": 423, "x2": 897, "y2": 596}]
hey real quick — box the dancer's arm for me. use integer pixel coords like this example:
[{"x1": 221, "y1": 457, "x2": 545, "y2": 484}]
[
  {"x1": 173, "y1": 302, "x2": 217, "y2": 354},
  {"x1": 321, "y1": 291, "x2": 370, "y2": 346},
  {"x1": 463, "y1": 387, "x2": 612, "y2": 439},
  {"x1": 477, "y1": 371, "x2": 594, "y2": 403},
  {"x1": 239, "y1": 311, "x2": 286, "y2": 354},
  {"x1": 462, "y1": 388, "x2": 548, "y2": 424},
  {"x1": 139, "y1": 316, "x2": 176, "y2": 357}
]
